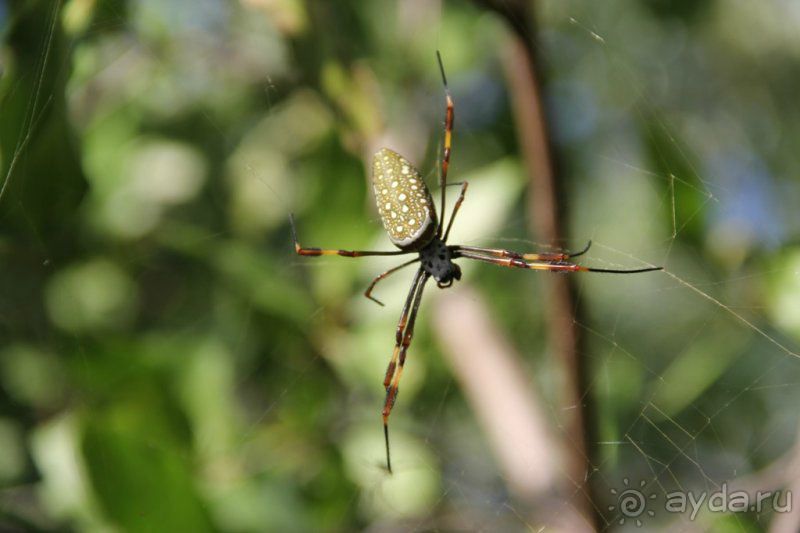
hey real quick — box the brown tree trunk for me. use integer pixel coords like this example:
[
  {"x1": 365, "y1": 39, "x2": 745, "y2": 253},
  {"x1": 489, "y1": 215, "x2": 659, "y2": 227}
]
[{"x1": 476, "y1": 1, "x2": 599, "y2": 528}]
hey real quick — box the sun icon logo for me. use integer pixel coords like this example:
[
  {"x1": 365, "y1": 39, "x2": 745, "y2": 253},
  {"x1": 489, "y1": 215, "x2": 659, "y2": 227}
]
[{"x1": 608, "y1": 478, "x2": 657, "y2": 527}]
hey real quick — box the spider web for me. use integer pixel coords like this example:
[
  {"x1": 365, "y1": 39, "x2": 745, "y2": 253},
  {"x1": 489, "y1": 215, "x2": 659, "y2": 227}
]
[
  {"x1": 2, "y1": 1, "x2": 799, "y2": 532},
  {"x1": 449, "y1": 3, "x2": 800, "y2": 531}
]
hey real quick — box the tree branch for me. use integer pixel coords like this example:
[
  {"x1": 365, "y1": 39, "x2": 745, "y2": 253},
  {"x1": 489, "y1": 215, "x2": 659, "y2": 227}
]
[{"x1": 474, "y1": 1, "x2": 599, "y2": 527}]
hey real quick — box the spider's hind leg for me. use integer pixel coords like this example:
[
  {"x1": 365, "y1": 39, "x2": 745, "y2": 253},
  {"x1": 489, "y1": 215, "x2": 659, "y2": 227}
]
[
  {"x1": 442, "y1": 181, "x2": 469, "y2": 242},
  {"x1": 290, "y1": 214, "x2": 410, "y2": 258},
  {"x1": 364, "y1": 258, "x2": 420, "y2": 306}
]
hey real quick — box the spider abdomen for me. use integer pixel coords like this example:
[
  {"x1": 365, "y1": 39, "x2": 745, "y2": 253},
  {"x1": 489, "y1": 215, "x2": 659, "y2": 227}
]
[{"x1": 372, "y1": 148, "x2": 437, "y2": 250}]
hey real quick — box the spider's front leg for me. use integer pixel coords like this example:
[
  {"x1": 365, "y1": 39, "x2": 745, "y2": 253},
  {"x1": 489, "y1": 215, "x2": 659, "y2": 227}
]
[
  {"x1": 457, "y1": 251, "x2": 586, "y2": 272},
  {"x1": 452, "y1": 240, "x2": 592, "y2": 263},
  {"x1": 381, "y1": 269, "x2": 430, "y2": 473},
  {"x1": 456, "y1": 249, "x2": 662, "y2": 274}
]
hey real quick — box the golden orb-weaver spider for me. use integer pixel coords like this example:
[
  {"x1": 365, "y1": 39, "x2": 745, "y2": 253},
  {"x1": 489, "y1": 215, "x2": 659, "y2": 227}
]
[{"x1": 291, "y1": 52, "x2": 662, "y2": 473}]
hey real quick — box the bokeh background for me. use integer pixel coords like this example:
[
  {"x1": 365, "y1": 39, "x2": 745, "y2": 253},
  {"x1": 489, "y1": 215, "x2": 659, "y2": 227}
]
[{"x1": 3, "y1": 0, "x2": 800, "y2": 531}]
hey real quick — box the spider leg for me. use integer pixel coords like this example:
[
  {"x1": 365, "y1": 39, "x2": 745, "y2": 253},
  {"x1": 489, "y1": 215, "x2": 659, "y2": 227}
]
[
  {"x1": 436, "y1": 51, "x2": 454, "y2": 238},
  {"x1": 452, "y1": 240, "x2": 593, "y2": 263},
  {"x1": 364, "y1": 258, "x2": 420, "y2": 306},
  {"x1": 290, "y1": 214, "x2": 410, "y2": 257},
  {"x1": 456, "y1": 250, "x2": 662, "y2": 274},
  {"x1": 382, "y1": 268, "x2": 430, "y2": 473},
  {"x1": 442, "y1": 181, "x2": 469, "y2": 242},
  {"x1": 382, "y1": 269, "x2": 425, "y2": 399},
  {"x1": 566, "y1": 240, "x2": 593, "y2": 259}
]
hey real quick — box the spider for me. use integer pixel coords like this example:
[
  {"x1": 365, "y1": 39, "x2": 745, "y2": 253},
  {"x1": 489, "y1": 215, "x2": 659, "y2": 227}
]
[{"x1": 290, "y1": 52, "x2": 662, "y2": 473}]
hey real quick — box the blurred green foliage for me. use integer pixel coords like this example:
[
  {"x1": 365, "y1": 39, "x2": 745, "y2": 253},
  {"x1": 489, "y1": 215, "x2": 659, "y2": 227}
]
[{"x1": 2, "y1": 0, "x2": 800, "y2": 531}]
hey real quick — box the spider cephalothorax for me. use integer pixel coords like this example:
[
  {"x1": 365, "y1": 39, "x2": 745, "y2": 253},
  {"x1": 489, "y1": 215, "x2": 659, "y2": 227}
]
[
  {"x1": 291, "y1": 51, "x2": 662, "y2": 473},
  {"x1": 419, "y1": 237, "x2": 461, "y2": 288}
]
